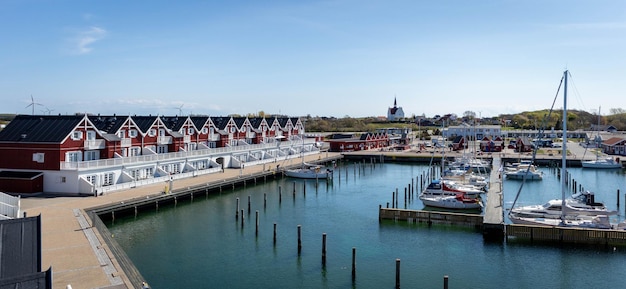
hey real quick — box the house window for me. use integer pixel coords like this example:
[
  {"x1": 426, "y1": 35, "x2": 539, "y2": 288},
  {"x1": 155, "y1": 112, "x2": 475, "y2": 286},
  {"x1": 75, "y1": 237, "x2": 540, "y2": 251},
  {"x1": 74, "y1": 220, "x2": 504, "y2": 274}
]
[
  {"x1": 149, "y1": 129, "x2": 157, "y2": 137},
  {"x1": 159, "y1": 129, "x2": 165, "y2": 136},
  {"x1": 72, "y1": 131, "x2": 83, "y2": 140},
  {"x1": 86, "y1": 175, "x2": 97, "y2": 185},
  {"x1": 129, "y1": 130, "x2": 138, "y2": 137},
  {"x1": 201, "y1": 128, "x2": 208, "y2": 134},
  {"x1": 86, "y1": 131, "x2": 96, "y2": 140},
  {"x1": 230, "y1": 127, "x2": 236, "y2": 133},
  {"x1": 130, "y1": 147, "x2": 141, "y2": 156},
  {"x1": 84, "y1": 150, "x2": 99, "y2": 161},
  {"x1": 210, "y1": 127, "x2": 215, "y2": 135},
  {"x1": 188, "y1": 128, "x2": 195, "y2": 134},
  {"x1": 60, "y1": 176, "x2": 66, "y2": 183},
  {"x1": 66, "y1": 151, "x2": 82, "y2": 162},
  {"x1": 118, "y1": 130, "x2": 125, "y2": 138},
  {"x1": 32, "y1": 153, "x2": 45, "y2": 163},
  {"x1": 102, "y1": 173, "x2": 114, "y2": 186},
  {"x1": 157, "y1": 145, "x2": 168, "y2": 154}
]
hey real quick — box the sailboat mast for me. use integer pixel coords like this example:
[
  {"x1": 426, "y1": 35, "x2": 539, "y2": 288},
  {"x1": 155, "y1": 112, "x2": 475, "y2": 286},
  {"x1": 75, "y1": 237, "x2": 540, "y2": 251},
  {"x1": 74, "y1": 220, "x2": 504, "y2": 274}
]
[{"x1": 561, "y1": 70, "x2": 568, "y2": 224}]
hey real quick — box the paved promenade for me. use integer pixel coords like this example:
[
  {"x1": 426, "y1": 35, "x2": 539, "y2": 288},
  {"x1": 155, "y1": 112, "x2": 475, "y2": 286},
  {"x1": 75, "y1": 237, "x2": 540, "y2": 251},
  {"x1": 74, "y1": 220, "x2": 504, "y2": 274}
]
[{"x1": 20, "y1": 152, "x2": 341, "y2": 289}]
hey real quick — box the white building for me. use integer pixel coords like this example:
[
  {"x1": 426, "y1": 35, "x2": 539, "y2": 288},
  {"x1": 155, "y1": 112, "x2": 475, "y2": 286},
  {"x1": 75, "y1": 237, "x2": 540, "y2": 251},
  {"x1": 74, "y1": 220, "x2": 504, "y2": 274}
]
[
  {"x1": 387, "y1": 98, "x2": 405, "y2": 121},
  {"x1": 443, "y1": 123, "x2": 502, "y2": 140}
]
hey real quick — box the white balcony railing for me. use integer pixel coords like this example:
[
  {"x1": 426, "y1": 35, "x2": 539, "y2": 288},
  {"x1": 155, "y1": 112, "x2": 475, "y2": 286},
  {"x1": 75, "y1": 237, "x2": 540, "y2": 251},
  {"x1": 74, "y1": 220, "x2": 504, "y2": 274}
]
[
  {"x1": 61, "y1": 139, "x2": 316, "y2": 170},
  {"x1": 121, "y1": 138, "x2": 132, "y2": 147},
  {"x1": 158, "y1": 136, "x2": 172, "y2": 145},
  {"x1": 84, "y1": 139, "x2": 106, "y2": 150}
]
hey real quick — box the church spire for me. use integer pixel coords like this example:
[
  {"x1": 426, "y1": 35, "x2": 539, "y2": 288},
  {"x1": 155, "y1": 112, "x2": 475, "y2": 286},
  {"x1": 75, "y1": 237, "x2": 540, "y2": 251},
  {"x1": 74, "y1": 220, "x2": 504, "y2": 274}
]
[{"x1": 394, "y1": 96, "x2": 397, "y2": 107}]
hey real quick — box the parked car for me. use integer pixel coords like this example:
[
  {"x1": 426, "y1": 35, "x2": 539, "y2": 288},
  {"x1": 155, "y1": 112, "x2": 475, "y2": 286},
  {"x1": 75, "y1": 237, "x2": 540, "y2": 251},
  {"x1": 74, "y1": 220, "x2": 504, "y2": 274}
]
[{"x1": 551, "y1": 143, "x2": 562, "y2": 148}]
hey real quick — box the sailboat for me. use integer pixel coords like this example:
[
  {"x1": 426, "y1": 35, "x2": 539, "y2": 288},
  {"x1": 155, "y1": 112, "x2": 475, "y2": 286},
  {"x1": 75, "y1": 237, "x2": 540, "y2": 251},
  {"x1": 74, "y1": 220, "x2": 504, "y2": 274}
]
[
  {"x1": 581, "y1": 107, "x2": 622, "y2": 169},
  {"x1": 284, "y1": 137, "x2": 332, "y2": 180},
  {"x1": 508, "y1": 70, "x2": 615, "y2": 229}
]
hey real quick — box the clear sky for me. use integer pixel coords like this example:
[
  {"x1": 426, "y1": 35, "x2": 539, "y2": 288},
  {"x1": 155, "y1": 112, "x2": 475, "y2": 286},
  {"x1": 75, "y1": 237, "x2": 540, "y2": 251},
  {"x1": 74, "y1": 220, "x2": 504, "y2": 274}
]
[{"x1": 2, "y1": 0, "x2": 625, "y2": 118}]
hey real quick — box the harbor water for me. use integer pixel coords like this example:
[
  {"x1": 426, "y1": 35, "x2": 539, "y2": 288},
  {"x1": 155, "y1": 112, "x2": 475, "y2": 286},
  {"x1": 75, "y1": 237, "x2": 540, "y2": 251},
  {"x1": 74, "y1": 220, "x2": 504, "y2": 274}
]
[{"x1": 108, "y1": 162, "x2": 626, "y2": 288}]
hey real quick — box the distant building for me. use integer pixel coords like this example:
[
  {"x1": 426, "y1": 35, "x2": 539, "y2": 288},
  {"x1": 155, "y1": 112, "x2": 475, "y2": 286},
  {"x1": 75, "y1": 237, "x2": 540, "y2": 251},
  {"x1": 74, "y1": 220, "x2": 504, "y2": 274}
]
[
  {"x1": 387, "y1": 97, "x2": 404, "y2": 121},
  {"x1": 442, "y1": 123, "x2": 502, "y2": 140}
]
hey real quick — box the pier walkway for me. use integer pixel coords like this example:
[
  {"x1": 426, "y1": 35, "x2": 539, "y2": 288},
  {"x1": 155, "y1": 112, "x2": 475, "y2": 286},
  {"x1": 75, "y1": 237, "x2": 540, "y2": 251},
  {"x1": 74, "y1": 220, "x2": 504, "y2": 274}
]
[{"x1": 20, "y1": 152, "x2": 342, "y2": 289}]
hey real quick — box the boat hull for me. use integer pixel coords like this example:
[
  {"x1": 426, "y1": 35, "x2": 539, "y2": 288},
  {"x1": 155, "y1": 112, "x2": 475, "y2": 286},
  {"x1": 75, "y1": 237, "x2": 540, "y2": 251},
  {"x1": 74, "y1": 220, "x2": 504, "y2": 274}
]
[
  {"x1": 284, "y1": 169, "x2": 331, "y2": 179},
  {"x1": 419, "y1": 195, "x2": 482, "y2": 210}
]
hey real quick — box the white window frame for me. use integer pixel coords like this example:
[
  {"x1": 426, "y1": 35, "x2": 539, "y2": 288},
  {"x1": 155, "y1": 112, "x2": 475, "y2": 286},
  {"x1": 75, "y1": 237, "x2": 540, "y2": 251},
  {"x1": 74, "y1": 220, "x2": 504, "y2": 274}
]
[
  {"x1": 71, "y1": 131, "x2": 83, "y2": 140},
  {"x1": 129, "y1": 129, "x2": 138, "y2": 138},
  {"x1": 84, "y1": 150, "x2": 99, "y2": 161},
  {"x1": 149, "y1": 129, "x2": 157, "y2": 137},
  {"x1": 66, "y1": 151, "x2": 82, "y2": 162}
]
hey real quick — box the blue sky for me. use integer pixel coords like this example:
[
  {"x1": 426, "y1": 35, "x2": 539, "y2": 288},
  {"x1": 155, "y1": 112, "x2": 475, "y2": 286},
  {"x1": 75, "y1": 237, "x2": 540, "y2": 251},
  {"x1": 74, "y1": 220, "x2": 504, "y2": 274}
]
[{"x1": 2, "y1": 0, "x2": 625, "y2": 118}]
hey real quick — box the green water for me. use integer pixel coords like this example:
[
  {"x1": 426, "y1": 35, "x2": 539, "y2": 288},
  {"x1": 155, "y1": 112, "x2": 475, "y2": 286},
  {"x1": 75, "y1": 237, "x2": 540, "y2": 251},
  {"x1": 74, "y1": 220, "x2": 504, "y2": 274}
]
[{"x1": 108, "y1": 163, "x2": 626, "y2": 288}]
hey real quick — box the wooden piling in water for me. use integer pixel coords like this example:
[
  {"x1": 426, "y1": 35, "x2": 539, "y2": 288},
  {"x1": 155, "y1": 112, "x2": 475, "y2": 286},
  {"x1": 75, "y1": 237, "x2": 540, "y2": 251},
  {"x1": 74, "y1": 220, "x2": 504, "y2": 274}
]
[
  {"x1": 351, "y1": 247, "x2": 356, "y2": 281},
  {"x1": 404, "y1": 188, "x2": 407, "y2": 208},
  {"x1": 618, "y1": 189, "x2": 620, "y2": 208},
  {"x1": 321, "y1": 233, "x2": 327, "y2": 266},
  {"x1": 255, "y1": 210, "x2": 259, "y2": 236},
  {"x1": 303, "y1": 182, "x2": 306, "y2": 197},
  {"x1": 297, "y1": 225, "x2": 302, "y2": 255},
  {"x1": 248, "y1": 195, "x2": 251, "y2": 214},
  {"x1": 443, "y1": 275, "x2": 449, "y2": 289},
  {"x1": 395, "y1": 258, "x2": 400, "y2": 289},
  {"x1": 395, "y1": 189, "x2": 399, "y2": 208},
  {"x1": 264, "y1": 193, "x2": 267, "y2": 208},
  {"x1": 236, "y1": 198, "x2": 240, "y2": 220},
  {"x1": 279, "y1": 186, "x2": 282, "y2": 204},
  {"x1": 241, "y1": 209, "x2": 244, "y2": 228},
  {"x1": 273, "y1": 223, "x2": 277, "y2": 245}
]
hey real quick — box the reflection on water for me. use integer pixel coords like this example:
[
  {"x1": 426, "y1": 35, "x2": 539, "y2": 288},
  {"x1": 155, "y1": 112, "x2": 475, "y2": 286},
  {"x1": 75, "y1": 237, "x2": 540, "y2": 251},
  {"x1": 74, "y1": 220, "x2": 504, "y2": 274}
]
[{"x1": 109, "y1": 163, "x2": 626, "y2": 289}]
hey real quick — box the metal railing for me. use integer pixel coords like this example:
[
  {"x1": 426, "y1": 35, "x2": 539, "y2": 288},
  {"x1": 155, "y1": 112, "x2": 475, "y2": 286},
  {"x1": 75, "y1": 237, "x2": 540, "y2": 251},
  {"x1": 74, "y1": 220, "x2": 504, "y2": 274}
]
[{"x1": 62, "y1": 139, "x2": 316, "y2": 170}]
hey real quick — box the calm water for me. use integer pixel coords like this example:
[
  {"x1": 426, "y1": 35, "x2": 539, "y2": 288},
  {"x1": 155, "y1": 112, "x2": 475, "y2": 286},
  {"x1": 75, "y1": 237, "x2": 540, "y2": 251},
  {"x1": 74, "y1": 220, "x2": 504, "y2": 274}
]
[{"x1": 108, "y1": 163, "x2": 626, "y2": 289}]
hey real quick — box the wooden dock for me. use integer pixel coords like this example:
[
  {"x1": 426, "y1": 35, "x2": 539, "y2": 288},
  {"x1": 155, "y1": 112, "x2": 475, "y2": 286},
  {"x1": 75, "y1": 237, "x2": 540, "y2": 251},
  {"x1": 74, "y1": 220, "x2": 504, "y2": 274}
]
[
  {"x1": 378, "y1": 156, "x2": 626, "y2": 246},
  {"x1": 482, "y1": 157, "x2": 505, "y2": 240}
]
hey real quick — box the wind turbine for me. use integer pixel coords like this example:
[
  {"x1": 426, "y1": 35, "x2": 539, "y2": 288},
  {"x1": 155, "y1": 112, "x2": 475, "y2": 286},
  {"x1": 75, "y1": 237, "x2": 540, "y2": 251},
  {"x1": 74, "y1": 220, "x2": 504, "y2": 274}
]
[
  {"x1": 175, "y1": 104, "x2": 184, "y2": 116},
  {"x1": 41, "y1": 107, "x2": 54, "y2": 115},
  {"x1": 25, "y1": 95, "x2": 44, "y2": 115}
]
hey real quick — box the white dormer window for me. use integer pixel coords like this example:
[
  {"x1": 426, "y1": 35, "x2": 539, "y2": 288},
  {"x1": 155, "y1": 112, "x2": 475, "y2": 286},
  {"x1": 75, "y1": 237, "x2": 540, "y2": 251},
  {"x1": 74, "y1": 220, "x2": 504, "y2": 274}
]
[
  {"x1": 201, "y1": 128, "x2": 208, "y2": 134},
  {"x1": 129, "y1": 129, "x2": 138, "y2": 138},
  {"x1": 72, "y1": 131, "x2": 83, "y2": 140},
  {"x1": 230, "y1": 127, "x2": 236, "y2": 133},
  {"x1": 118, "y1": 130, "x2": 126, "y2": 138},
  {"x1": 188, "y1": 128, "x2": 195, "y2": 134},
  {"x1": 149, "y1": 129, "x2": 156, "y2": 137}
]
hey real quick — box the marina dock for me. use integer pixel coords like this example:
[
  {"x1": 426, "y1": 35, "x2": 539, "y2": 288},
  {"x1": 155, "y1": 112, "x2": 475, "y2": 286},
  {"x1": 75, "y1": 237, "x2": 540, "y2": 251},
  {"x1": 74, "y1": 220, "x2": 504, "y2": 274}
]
[{"x1": 378, "y1": 156, "x2": 626, "y2": 246}]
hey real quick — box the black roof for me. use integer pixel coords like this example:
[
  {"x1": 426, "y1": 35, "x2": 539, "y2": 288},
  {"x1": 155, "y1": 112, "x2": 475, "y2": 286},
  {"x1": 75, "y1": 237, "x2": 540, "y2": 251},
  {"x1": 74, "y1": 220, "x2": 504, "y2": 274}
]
[
  {"x1": 131, "y1": 116, "x2": 159, "y2": 134},
  {"x1": 277, "y1": 117, "x2": 290, "y2": 128},
  {"x1": 0, "y1": 115, "x2": 84, "y2": 143},
  {"x1": 0, "y1": 171, "x2": 44, "y2": 180},
  {"x1": 232, "y1": 117, "x2": 246, "y2": 128},
  {"x1": 190, "y1": 116, "x2": 210, "y2": 130},
  {"x1": 211, "y1": 117, "x2": 230, "y2": 130},
  {"x1": 160, "y1": 116, "x2": 187, "y2": 131},
  {"x1": 248, "y1": 117, "x2": 264, "y2": 128},
  {"x1": 88, "y1": 115, "x2": 127, "y2": 134}
]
